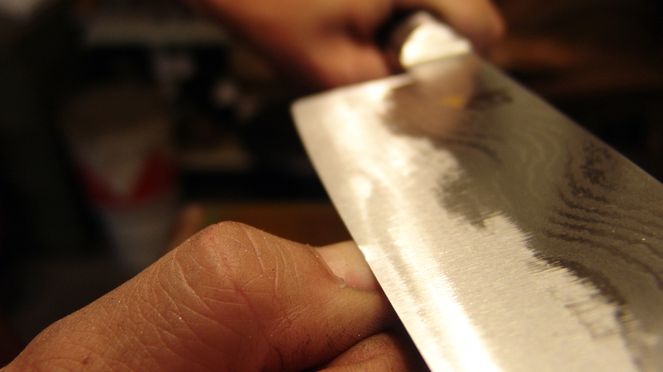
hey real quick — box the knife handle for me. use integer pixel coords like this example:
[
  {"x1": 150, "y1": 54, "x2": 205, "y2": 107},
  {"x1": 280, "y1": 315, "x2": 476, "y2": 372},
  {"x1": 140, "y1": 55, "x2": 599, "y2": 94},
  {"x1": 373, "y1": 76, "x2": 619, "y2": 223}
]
[{"x1": 381, "y1": 12, "x2": 472, "y2": 70}]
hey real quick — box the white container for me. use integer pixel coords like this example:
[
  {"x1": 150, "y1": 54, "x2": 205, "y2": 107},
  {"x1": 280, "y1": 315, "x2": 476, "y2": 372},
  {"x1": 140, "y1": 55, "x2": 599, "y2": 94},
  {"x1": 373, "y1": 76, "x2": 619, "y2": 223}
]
[{"x1": 63, "y1": 82, "x2": 177, "y2": 272}]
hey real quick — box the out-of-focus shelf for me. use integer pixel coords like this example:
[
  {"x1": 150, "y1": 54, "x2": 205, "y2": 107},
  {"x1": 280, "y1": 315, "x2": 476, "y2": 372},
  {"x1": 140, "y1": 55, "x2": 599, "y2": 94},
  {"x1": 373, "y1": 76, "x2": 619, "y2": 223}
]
[
  {"x1": 177, "y1": 136, "x2": 252, "y2": 172},
  {"x1": 83, "y1": 13, "x2": 228, "y2": 47}
]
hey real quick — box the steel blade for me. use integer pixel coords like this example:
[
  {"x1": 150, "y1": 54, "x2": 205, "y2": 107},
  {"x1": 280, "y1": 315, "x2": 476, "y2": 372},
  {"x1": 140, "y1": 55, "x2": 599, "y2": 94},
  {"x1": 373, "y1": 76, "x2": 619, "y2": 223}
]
[{"x1": 292, "y1": 23, "x2": 663, "y2": 372}]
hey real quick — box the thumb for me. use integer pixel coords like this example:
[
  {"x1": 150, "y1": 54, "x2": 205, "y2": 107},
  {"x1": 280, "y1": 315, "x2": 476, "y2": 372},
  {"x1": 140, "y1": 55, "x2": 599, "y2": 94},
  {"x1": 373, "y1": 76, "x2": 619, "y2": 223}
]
[
  {"x1": 6, "y1": 222, "x2": 391, "y2": 371},
  {"x1": 318, "y1": 241, "x2": 381, "y2": 292}
]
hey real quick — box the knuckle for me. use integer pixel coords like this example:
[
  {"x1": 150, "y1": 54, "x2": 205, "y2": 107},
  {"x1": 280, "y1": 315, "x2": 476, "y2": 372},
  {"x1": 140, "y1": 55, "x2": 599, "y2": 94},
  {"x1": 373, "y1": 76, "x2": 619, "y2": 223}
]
[
  {"x1": 172, "y1": 220, "x2": 280, "y2": 300},
  {"x1": 183, "y1": 221, "x2": 249, "y2": 267},
  {"x1": 195, "y1": 220, "x2": 247, "y2": 244},
  {"x1": 173, "y1": 221, "x2": 249, "y2": 283}
]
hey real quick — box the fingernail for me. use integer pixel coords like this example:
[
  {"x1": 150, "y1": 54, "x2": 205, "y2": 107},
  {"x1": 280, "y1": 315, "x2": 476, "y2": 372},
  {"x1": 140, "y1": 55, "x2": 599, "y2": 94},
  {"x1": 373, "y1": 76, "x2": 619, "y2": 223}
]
[{"x1": 317, "y1": 241, "x2": 380, "y2": 292}]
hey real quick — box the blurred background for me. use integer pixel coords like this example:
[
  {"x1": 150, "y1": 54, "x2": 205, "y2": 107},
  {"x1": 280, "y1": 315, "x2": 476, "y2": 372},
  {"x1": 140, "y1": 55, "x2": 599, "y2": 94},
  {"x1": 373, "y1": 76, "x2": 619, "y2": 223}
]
[{"x1": 0, "y1": 0, "x2": 661, "y2": 364}]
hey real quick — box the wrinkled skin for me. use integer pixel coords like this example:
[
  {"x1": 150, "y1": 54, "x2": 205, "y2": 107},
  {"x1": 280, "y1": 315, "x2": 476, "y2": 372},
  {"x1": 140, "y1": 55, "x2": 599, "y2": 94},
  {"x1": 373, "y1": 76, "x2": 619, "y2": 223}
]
[
  {"x1": 3, "y1": 1, "x2": 504, "y2": 370},
  {"x1": 4, "y1": 223, "x2": 424, "y2": 371},
  {"x1": 192, "y1": 0, "x2": 504, "y2": 88}
]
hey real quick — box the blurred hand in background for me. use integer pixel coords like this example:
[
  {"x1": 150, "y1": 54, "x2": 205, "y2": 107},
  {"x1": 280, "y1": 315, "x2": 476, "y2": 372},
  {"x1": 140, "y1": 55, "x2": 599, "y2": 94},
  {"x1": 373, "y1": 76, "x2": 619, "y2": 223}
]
[{"x1": 192, "y1": 0, "x2": 504, "y2": 88}]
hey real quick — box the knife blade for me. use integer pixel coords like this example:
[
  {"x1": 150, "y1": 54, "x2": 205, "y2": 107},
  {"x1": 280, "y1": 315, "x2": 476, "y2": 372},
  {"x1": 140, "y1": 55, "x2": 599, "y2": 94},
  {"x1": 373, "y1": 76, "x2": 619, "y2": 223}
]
[{"x1": 292, "y1": 13, "x2": 663, "y2": 372}]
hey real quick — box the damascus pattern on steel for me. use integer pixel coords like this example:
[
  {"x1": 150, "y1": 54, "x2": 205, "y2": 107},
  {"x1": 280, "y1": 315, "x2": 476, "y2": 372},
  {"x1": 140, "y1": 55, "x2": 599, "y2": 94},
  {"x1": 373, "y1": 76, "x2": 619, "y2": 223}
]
[{"x1": 293, "y1": 53, "x2": 663, "y2": 371}]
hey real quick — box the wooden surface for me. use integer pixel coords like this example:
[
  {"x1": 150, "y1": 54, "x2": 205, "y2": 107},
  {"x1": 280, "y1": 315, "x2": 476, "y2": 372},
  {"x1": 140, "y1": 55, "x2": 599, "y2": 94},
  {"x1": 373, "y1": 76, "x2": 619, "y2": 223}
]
[{"x1": 203, "y1": 201, "x2": 351, "y2": 246}]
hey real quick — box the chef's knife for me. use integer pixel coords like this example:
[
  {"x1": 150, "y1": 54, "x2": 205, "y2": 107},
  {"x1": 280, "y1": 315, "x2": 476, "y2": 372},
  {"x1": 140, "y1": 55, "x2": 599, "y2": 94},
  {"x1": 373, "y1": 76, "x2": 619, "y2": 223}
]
[{"x1": 292, "y1": 13, "x2": 663, "y2": 372}]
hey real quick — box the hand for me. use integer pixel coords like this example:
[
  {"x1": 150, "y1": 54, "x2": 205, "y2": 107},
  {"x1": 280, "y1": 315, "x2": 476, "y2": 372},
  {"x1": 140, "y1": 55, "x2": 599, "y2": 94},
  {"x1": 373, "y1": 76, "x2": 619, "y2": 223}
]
[
  {"x1": 4, "y1": 222, "x2": 423, "y2": 371},
  {"x1": 192, "y1": 0, "x2": 504, "y2": 88}
]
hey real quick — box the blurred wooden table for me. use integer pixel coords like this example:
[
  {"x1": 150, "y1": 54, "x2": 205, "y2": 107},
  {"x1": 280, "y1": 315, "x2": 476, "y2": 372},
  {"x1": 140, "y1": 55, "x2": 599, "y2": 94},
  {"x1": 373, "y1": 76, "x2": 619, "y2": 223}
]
[{"x1": 203, "y1": 201, "x2": 351, "y2": 246}]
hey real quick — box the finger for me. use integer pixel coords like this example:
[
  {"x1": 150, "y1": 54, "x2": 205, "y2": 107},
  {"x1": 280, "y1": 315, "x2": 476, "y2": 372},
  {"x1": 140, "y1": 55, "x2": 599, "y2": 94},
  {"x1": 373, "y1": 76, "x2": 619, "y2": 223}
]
[
  {"x1": 397, "y1": 0, "x2": 505, "y2": 51},
  {"x1": 304, "y1": 38, "x2": 391, "y2": 88},
  {"x1": 345, "y1": 0, "x2": 393, "y2": 40},
  {"x1": 7, "y1": 222, "x2": 392, "y2": 371},
  {"x1": 322, "y1": 330, "x2": 428, "y2": 371},
  {"x1": 317, "y1": 241, "x2": 380, "y2": 292}
]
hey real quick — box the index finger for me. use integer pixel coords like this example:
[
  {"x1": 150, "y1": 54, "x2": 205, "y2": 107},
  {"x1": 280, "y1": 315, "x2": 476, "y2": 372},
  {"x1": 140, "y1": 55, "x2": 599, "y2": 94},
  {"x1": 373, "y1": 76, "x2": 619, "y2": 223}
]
[{"x1": 7, "y1": 223, "x2": 393, "y2": 371}]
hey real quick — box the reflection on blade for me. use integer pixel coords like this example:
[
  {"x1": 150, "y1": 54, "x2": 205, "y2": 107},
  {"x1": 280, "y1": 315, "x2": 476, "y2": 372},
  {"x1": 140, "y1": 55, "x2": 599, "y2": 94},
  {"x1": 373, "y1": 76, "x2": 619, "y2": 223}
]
[{"x1": 293, "y1": 52, "x2": 663, "y2": 371}]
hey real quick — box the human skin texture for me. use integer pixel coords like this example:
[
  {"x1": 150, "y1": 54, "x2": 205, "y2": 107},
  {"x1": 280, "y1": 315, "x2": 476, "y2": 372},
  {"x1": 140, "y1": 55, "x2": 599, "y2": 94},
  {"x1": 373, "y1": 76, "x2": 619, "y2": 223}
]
[
  {"x1": 190, "y1": 0, "x2": 505, "y2": 88},
  {"x1": 2, "y1": 2, "x2": 506, "y2": 368},
  {"x1": 3, "y1": 223, "x2": 424, "y2": 371}
]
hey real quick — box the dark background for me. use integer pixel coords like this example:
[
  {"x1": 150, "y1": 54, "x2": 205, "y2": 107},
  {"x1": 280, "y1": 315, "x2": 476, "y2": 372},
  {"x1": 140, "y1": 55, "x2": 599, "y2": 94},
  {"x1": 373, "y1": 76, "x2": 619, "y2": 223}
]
[{"x1": 0, "y1": 0, "x2": 661, "y2": 364}]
